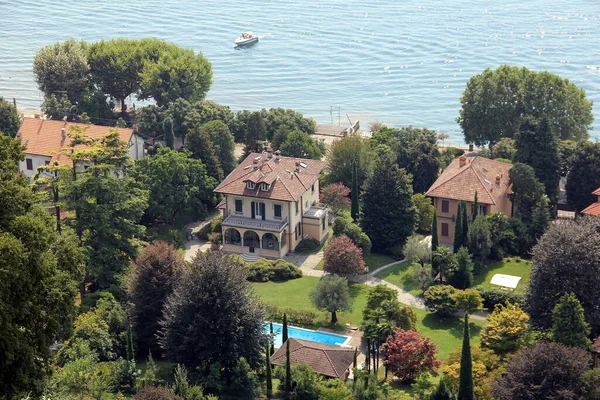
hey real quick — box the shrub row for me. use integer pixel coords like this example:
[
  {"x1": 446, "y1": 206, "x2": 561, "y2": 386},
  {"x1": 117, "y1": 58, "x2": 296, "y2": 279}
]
[
  {"x1": 332, "y1": 215, "x2": 372, "y2": 255},
  {"x1": 294, "y1": 238, "x2": 321, "y2": 252},
  {"x1": 264, "y1": 304, "x2": 318, "y2": 327},
  {"x1": 246, "y1": 259, "x2": 303, "y2": 282},
  {"x1": 477, "y1": 287, "x2": 523, "y2": 309}
]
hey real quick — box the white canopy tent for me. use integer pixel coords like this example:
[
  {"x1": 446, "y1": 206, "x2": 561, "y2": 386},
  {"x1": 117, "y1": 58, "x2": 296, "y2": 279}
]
[{"x1": 490, "y1": 274, "x2": 521, "y2": 289}]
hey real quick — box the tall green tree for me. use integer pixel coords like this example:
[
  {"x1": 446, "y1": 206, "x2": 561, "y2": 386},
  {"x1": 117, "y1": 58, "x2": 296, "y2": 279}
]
[
  {"x1": 33, "y1": 38, "x2": 90, "y2": 103},
  {"x1": 530, "y1": 194, "x2": 550, "y2": 240},
  {"x1": 453, "y1": 201, "x2": 464, "y2": 252},
  {"x1": 63, "y1": 129, "x2": 148, "y2": 290},
  {"x1": 432, "y1": 210, "x2": 439, "y2": 268},
  {"x1": 310, "y1": 275, "x2": 353, "y2": 324},
  {"x1": 458, "y1": 313, "x2": 474, "y2": 400},
  {"x1": 160, "y1": 252, "x2": 266, "y2": 380},
  {"x1": 0, "y1": 136, "x2": 84, "y2": 399},
  {"x1": 458, "y1": 65, "x2": 593, "y2": 147},
  {"x1": 472, "y1": 192, "x2": 478, "y2": 221},
  {"x1": 566, "y1": 142, "x2": 600, "y2": 212},
  {"x1": 285, "y1": 340, "x2": 292, "y2": 393},
  {"x1": 87, "y1": 38, "x2": 146, "y2": 115},
  {"x1": 371, "y1": 126, "x2": 441, "y2": 193},
  {"x1": 467, "y1": 217, "x2": 491, "y2": 274},
  {"x1": 244, "y1": 111, "x2": 267, "y2": 153},
  {"x1": 551, "y1": 292, "x2": 591, "y2": 349},
  {"x1": 525, "y1": 217, "x2": 600, "y2": 333},
  {"x1": 413, "y1": 193, "x2": 435, "y2": 233},
  {"x1": 282, "y1": 313, "x2": 288, "y2": 344},
  {"x1": 132, "y1": 148, "x2": 217, "y2": 224},
  {"x1": 461, "y1": 202, "x2": 469, "y2": 247},
  {"x1": 266, "y1": 346, "x2": 273, "y2": 399},
  {"x1": 361, "y1": 152, "x2": 416, "y2": 253},
  {"x1": 279, "y1": 129, "x2": 325, "y2": 160},
  {"x1": 351, "y1": 161, "x2": 359, "y2": 221},
  {"x1": 127, "y1": 241, "x2": 185, "y2": 356},
  {"x1": 139, "y1": 46, "x2": 213, "y2": 107},
  {"x1": 163, "y1": 117, "x2": 175, "y2": 149},
  {"x1": 200, "y1": 120, "x2": 237, "y2": 175},
  {"x1": 269, "y1": 323, "x2": 275, "y2": 355},
  {"x1": 0, "y1": 96, "x2": 21, "y2": 137},
  {"x1": 184, "y1": 121, "x2": 223, "y2": 181},
  {"x1": 515, "y1": 117, "x2": 560, "y2": 203},
  {"x1": 326, "y1": 135, "x2": 374, "y2": 189},
  {"x1": 450, "y1": 247, "x2": 474, "y2": 289},
  {"x1": 509, "y1": 163, "x2": 545, "y2": 223}
]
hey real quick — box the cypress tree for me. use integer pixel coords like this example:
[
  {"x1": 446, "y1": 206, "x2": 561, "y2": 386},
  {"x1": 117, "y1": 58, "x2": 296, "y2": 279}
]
[
  {"x1": 472, "y1": 191, "x2": 478, "y2": 221},
  {"x1": 269, "y1": 322, "x2": 275, "y2": 354},
  {"x1": 163, "y1": 117, "x2": 174, "y2": 149},
  {"x1": 285, "y1": 339, "x2": 292, "y2": 393},
  {"x1": 551, "y1": 292, "x2": 591, "y2": 349},
  {"x1": 432, "y1": 210, "x2": 439, "y2": 270},
  {"x1": 351, "y1": 161, "x2": 359, "y2": 221},
  {"x1": 266, "y1": 346, "x2": 273, "y2": 399},
  {"x1": 282, "y1": 313, "x2": 288, "y2": 344},
  {"x1": 461, "y1": 202, "x2": 469, "y2": 248},
  {"x1": 458, "y1": 313, "x2": 474, "y2": 400},
  {"x1": 453, "y1": 201, "x2": 463, "y2": 252},
  {"x1": 126, "y1": 323, "x2": 135, "y2": 362},
  {"x1": 353, "y1": 347, "x2": 358, "y2": 369}
]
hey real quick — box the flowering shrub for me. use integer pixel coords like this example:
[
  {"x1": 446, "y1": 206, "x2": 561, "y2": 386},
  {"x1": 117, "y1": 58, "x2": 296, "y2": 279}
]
[
  {"x1": 323, "y1": 235, "x2": 366, "y2": 275},
  {"x1": 320, "y1": 183, "x2": 351, "y2": 214}
]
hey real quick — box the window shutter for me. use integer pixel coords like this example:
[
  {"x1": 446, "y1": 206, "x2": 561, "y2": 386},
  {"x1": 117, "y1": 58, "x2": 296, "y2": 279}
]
[
  {"x1": 251, "y1": 202, "x2": 255, "y2": 219},
  {"x1": 261, "y1": 203, "x2": 266, "y2": 220}
]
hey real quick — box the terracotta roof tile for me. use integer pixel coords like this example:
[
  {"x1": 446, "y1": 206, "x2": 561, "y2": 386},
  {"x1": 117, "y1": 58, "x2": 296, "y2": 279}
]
[
  {"x1": 18, "y1": 117, "x2": 134, "y2": 166},
  {"x1": 214, "y1": 153, "x2": 325, "y2": 202},
  {"x1": 271, "y1": 338, "x2": 354, "y2": 379},
  {"x1": 426, "y1": 156, "x2": 512, "y2": 205},
  {"x1": 592, "y1": 187, "x2": 600, "y2": 196},
  {"x1": 582, "y1": 202, "x2": 600, "y2": 217}
]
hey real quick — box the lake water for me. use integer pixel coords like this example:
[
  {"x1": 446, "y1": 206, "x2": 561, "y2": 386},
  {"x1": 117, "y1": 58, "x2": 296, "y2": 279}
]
[{"x1": 1, "y1": 0, "x2": 599, "y2": 145}]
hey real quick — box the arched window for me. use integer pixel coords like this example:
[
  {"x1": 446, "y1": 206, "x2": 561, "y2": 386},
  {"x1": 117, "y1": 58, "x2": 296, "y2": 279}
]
[
  {"x1": 262, "y1": 233, "x2": 279, "y2": 251},
  {"x1": 224, "y1": 228, "x2": 242, "y2": 245}
]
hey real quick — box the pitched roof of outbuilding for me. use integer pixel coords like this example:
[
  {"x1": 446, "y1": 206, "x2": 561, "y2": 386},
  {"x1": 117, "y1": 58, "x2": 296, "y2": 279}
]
[
  {"x1": 271, "y1": 338, "x2": 355, "y2": 379},
  {"x1": 214, "y1": 152, "x2": 325, "y2": 202},
  {"x1": 582, "y1": 202, "x2": 600, "y2": 216},
  {"x1": 18, "y1": 117, "x2": 134, "y2": 166},
  {"x1": 426, "y1": 156, "x2": 512, "y2": 205}
]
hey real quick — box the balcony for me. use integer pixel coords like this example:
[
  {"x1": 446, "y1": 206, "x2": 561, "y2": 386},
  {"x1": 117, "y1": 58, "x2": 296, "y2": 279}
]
[
  {"x1": 303, "y1": 204, "x2": 328, "y2": 219},
  {"x1": 222, "y1": 214, "x2": 288, "y2": 232}
]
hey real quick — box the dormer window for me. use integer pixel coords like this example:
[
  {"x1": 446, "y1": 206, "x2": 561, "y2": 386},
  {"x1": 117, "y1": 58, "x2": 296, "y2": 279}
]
[
  {"x1": 246, "y1": 181, "x2": 255, "y2": 190},
  {"x1": 260, "y1": 183, "x2": 270, "y2": 192}
]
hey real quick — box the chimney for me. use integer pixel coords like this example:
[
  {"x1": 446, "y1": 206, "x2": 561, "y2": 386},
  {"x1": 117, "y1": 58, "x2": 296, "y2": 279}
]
[
  {"x1": 495, "y1": 175, "x2": 501, "y2": 185},
  {"x1": 459, "y1": 155, "x2": 467, "y2": 168},
  {"x1": 274, "y1": 150, "x2": 281, "y2": 162},
  {"x1": 295, "y1": 160, "x2": 301, "y2": 173},
  {"x1": 253, "y1": 158, "x2": 260, "y2": 170},
  {"x1": 60, "y1": 127, "x2": 66, "y2": 143},
  {"x1": 267, "y1": 147, "x2": 273, "y2": 159}
]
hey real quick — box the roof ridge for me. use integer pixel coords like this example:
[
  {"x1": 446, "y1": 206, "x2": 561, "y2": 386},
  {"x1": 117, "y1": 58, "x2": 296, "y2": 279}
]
[
  {"x1": 277, "y1": 172, "x2": 297, "y2": 200},
  {"x1": 470, "y1": 157, "x2": 498, "y2": 205}
]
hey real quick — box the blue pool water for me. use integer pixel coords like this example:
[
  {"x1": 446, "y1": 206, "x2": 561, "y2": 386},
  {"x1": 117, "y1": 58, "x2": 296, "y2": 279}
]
[{"x1": 264, "y1": 322, "x2": 349, "y2": 348}]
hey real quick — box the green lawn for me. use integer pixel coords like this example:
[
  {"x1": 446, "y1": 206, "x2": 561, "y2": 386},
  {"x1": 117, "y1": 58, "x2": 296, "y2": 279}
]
[
  {"x1": 251, "y1": 276, "x2": 369, "y2": 328},
  {"x1": 315, "y1": 252, "x2": 396, "y2": 272},
  {"x1": 375, "y1": 261, "x2": 422, "y2": 296},
  {"x1": 473, "y1": 258, "x2": 532, "y2": 294},
  {"x1": 252, "y1": 276, "x2": 485, "y2": 363}
]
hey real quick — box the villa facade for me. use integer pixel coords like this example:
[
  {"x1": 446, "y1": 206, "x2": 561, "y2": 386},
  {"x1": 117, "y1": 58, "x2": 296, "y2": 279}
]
[
  {"x1": 214, "y1": 151, "x2": 329, "y2": 259},
  {"x1": 426, "y1": 155, "x2": 513, "y2": 246},
  {"x1": 17, "y1": 117, "x2": 145, "y2": 179}
]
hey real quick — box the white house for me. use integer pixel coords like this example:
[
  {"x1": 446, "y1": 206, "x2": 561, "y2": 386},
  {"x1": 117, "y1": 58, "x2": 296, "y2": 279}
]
[{"x1": 17, "y1": 117, "x2": 144, "y2": 179}]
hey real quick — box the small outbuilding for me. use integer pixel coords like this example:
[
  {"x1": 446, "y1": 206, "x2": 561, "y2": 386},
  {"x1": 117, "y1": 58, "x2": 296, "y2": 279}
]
[{"x1": 271, "y1": 338, "x2": 355, "y2": 380}]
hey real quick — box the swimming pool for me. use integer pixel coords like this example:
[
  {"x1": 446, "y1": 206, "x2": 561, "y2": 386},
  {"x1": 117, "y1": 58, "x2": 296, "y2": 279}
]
[{"x1": 264, "y1": 322, "x2": 350, "y2": 348}]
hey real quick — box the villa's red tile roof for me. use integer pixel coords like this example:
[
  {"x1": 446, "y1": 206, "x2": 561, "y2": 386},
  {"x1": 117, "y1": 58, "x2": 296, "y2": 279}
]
[
  {"x1": 271, "y1": 338, "x2": 354, "y2": 379},
  {"x1": 18, "y1": 117, "x2": 134, "y2": 166},
  {"x1": 426, "y1": 156, "x2": 512, "y2": 205},
  {"x1": 582, "y1": 202, "x2": 600, "y2": 216},
  {"x1": 214, "y1": 152, "x2": 325, "y2": 202}
]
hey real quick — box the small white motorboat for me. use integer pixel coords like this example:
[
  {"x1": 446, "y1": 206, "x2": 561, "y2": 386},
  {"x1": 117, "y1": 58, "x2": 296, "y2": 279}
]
[{"x1": 234, "y1": 32, "x2": 258, "y2": 46}]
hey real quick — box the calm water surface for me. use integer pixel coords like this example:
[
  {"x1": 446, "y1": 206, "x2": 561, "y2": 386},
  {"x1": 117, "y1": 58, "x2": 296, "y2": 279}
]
[{"x1": 1, "y1": 0, "x2": 599, "y2": 144}]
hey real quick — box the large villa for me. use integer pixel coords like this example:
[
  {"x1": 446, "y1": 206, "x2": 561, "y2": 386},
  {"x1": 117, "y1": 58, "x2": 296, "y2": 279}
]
[{"x1": 214, "y1": 150, "x2": 330, "y2": 259}]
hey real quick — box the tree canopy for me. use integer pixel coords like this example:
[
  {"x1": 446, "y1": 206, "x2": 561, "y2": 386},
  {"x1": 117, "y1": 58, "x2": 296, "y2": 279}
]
[
  {"x1": 159, "y1": 252, "x2": 266, "y2": 379},
  {"x1": 566, "y1": 142, "x2": 600, "y2": 212},
  {"x1": 279, "y1": 129, "x2": 325, "y2": 160},
  {"x1": 326, "y1": 135, "x2": 374, "y2": 189},
  {"x1": 525, "y1": 217, "x2": 600, "y2": 334},
  {"x1": 310, "y1": 275, "x2": 353, "y2": 324},
  {"x1": 0, "y1": 97, "x2": 21, "y2": 137},
  {"x1": 552, "y1": 292, "x2": 591, "y2": 349},
  {"x1": 458, "y1": 65, "x2": 593, "y2": 146},
  {"x1": 0, "y1": 136, "x2": 84, "y2": 399}
]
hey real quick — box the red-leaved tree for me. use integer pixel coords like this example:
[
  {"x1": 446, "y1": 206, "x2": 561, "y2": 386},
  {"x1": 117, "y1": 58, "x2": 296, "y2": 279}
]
[
  {"x1": 381, "y1": 328, "x2": 442, "y2": 383},
  {"x1": 323, "y1": 235, "x2": 367, "y2": 276},
  {"x1": 320, "y1": 183, "x2": 351, "y2": 214}
]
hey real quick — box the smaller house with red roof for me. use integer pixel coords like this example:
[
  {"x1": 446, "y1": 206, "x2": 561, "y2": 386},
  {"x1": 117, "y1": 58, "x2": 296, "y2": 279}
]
[
  {"x1": 271, "y1": 338, "x2": 355, "y2": 380},
  {"x1": 214, "y1": 150, "x2": 329, "y2": 259},
  {"x1": 581, "y1": 188, "x2": 600, "y2": 217},
  {"x1": 426, "y1": 155, "x2": 513, "y2": 246},
  {"x1": 17, "y1": 117, "x2": 145, "y2": 179}
]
